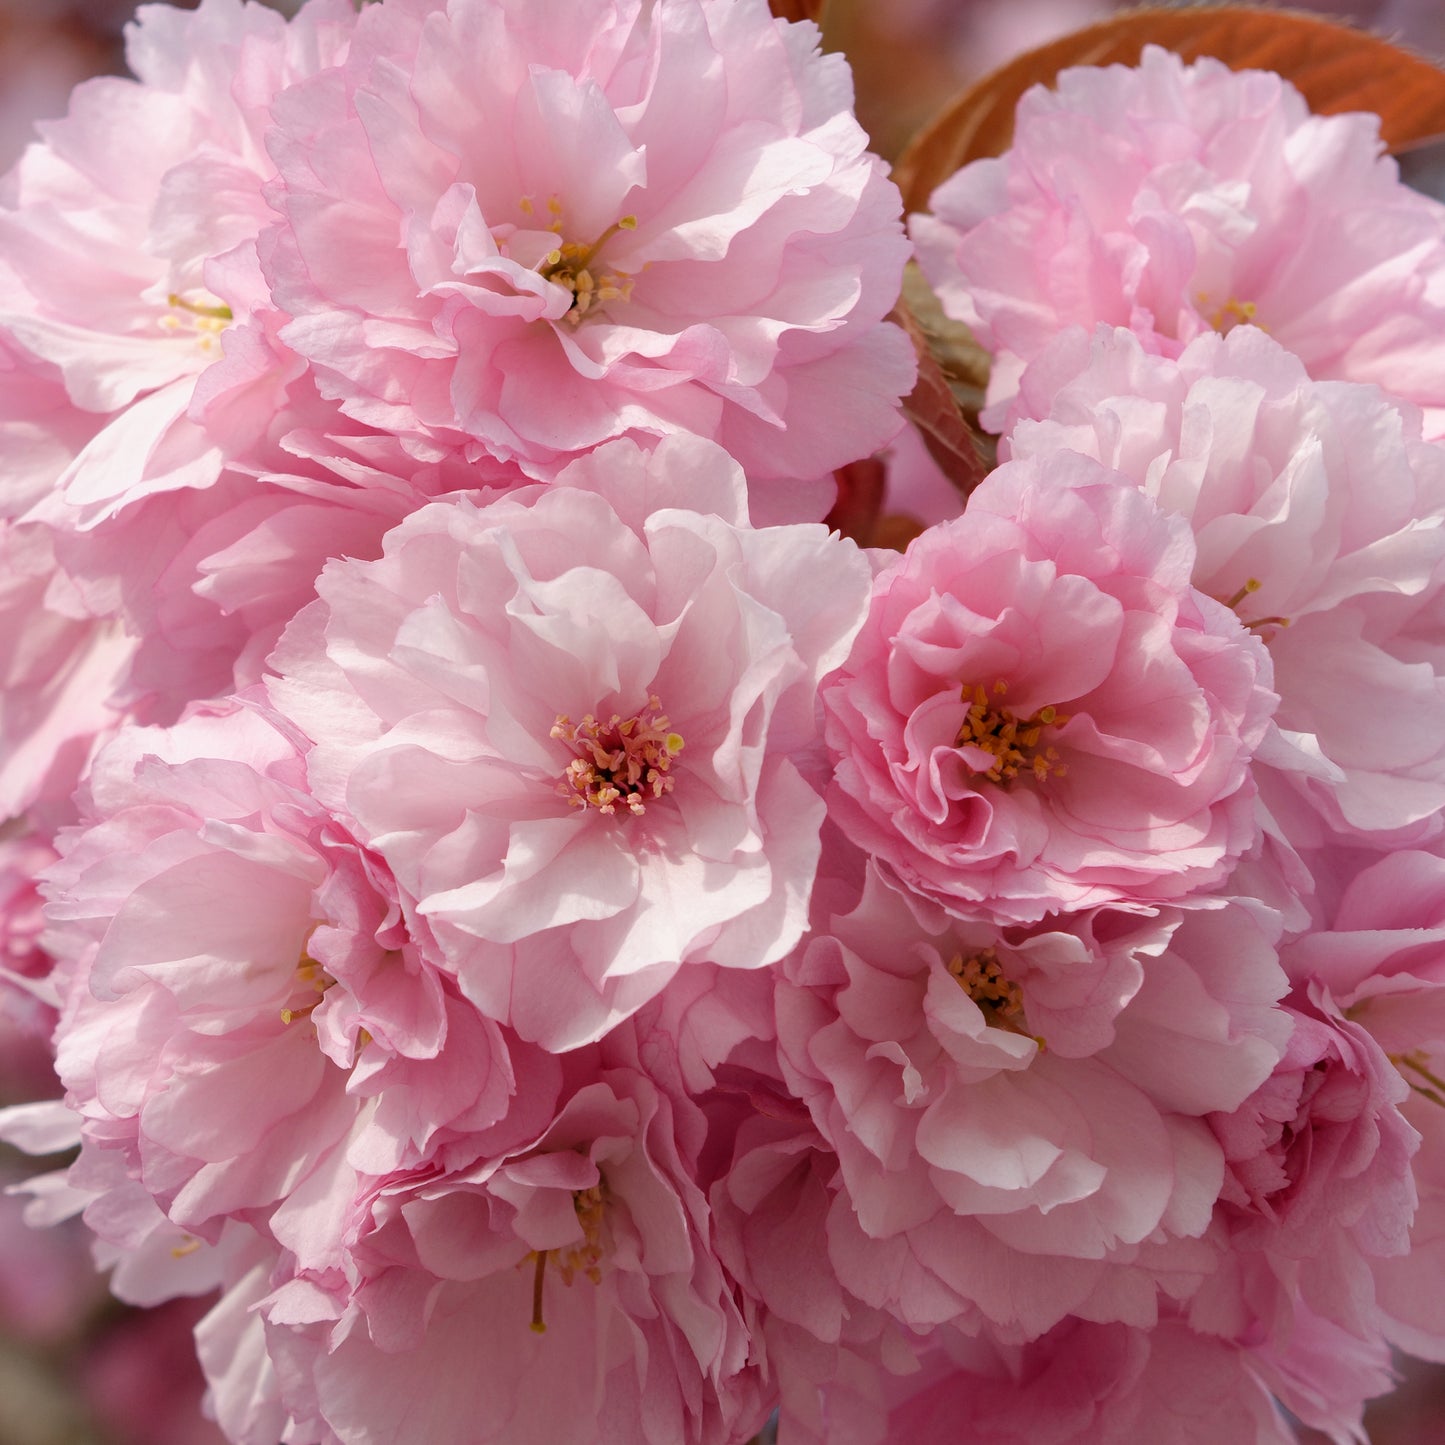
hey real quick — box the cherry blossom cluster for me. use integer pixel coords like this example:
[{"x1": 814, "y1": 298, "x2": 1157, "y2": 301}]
[{"x1": 3, "y1": 3, "x2": 1445, "y2": 1440}]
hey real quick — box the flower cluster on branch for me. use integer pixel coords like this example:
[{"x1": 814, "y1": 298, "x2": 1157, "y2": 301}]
[{"x1": 4, "y1": 5, "x2": 1445, "y2": 1443}]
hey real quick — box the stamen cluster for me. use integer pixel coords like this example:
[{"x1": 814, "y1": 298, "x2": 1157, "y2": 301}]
[
  {"x1": 1200, "y1": 295, "x2": 1259, "y2": 334},
  {"x1": 955, "y1": 681, "x2": 1067, "y2": 784},
  {"x1": 552, "y1": 695, "x2": 684, "y2": 816},
  {"x1": 946, "y1": 946, "x2": 1023, "y2": 1021},
  {"x1": 558, "y1": 1185, "x2": 607, "y2": 1286},
  {"x1": 528, "y1": 1185, "x2": 609, "y2": 1335},
  {"x1": 530, "y1": 199, "x2": 639, "y2": 326},
  {"x1": 280, "y1": 946, "x2": 334, "y2": 1026},
  {"x1": 158, "y1": 291, "x2": 233, "y2": 356}
]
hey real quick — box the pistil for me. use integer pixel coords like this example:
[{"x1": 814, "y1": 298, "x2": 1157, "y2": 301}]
[{"x1": 525, "y1": 1184, "x2": 609, "y2": 1335}]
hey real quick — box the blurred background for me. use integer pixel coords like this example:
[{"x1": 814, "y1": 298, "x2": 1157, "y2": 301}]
[{"x1": 2, "y1": 0, "x2": 1444, "y2": 1441}]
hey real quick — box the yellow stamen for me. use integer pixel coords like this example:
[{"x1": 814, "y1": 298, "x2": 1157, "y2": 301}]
[
  {"x1": 1392, "y1": 1051, "x2": 1445, "y2": 1109},
  {"x1": 160, "y1": 291, "x2": 233, "y2": 355},
  {"x1": 553, "y1": 695, "x2": 683, "y2": 817},
  {"x1": 533, "y1": 207, "x2": 639, "y2": 324},
  {"x1": 1219, "y1": 578, "x2": 1290, "y2": 635},
  {"x1": 557, "y1": 1185, "x2": 607, "y2": 1286},
  {"x1": 166, "y1": 292, "x2": 233, "y2": 323},
  {"x1": 1224, "y1": 578, "x2": 1262, "y2": 610},
  {"x1": 946, "y1": 947, "x2": 1044, "y2": 1046},
  {"x1": 955, "y1": 680, "x2": 1068, "y2": 784},
  {"x1": 280, "y1": 941, "x2": 333, "y2": 1025},
  {"x1": 1197, "y1": 293, "x2": 1264, "y2": 335},
  {"x1": 523, "y1": 1185, "x2": 608, "y2": 1334}
]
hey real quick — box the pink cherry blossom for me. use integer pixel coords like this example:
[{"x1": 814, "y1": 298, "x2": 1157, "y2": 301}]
[
  {"x1": 1191, "y1": 995, "x2": 1420, "y2": 1389},
  {"x1": 6, "y1": 4, "x2": 1445, "y2": 1439},
  {"x1": 262, "y1": 0, "x2": 914, "y2": 492},
  {"x1": 1, "y1": 0, "x2": 519, "y2": 737},
  {"x1": 913, "y1": 43, "x2": 1445, "y2": 434},
  {"x1": 1378, "y1": 1086, "x2": 1445, "y2": 1366},
  {"x1": 1007, "y1": 324, "x2": 1445, "y2": 848},
  {"x1": 45, "y1": 435, "x2": 504, "y2": 725},
  {"x1": 255, "y1": 1041, "x2": 769, "y2": 1445},
  {"x1": 0, "y1": 0, "x2": 360, "y2": 525},
  {"x1": 882, "y1": 1318, "x2": 1298, "y2": 1445},
  {"x1": 1246, "y1": 1298, "x2": 1397, "y2": 1445},
  {"x1": 821, "y1": 450, "x2": 1276, "y2": 924},
  {"x1": 39, "y1": 702, "x2": 546, "y2": 1248},
  {"x1": 1283, "y1": 846, "x2": 1445, "y2": 1051},
  {"x1": 775, "y1": 861, "x2": 1288, "y2": 1338},
  {"x1": 706, "y1": 1075, "x2": 909, "y2": 1445},
  {"x1": 268, "y1": 435, "x2": 873, "y2": 1050},
  {"x1": 0, "y1": 827, "x2": 58, "y2": 1037},
  {"x1": 1276, "y1": 845, "x2": 1445, "y2": 1364},
  {"x1": 0, "y1": 522, "x2": 134, "y2": 826}
]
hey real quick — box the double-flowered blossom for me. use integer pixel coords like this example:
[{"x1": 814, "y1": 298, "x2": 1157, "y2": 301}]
[
  {"x1": 776, "y1": 858, "x2": 1291, "y2": 1339},
  {"x1": 34, "y1": 702, "x2": 555, "y2": 1253},
  {"x1": 268, "y1": 435, "x2": 873, "y2": 1049},
  {"x1": 0, "y1": 0, "x2": 359, "y2": 518},
  {"x1": 821, "y1": 451, "x2": 1276, "y2": 924},
  {"x1": 0, "y1": 0, "x2": 467, "y2": 772},
  {"x1": 1278, "y1": 845, "x2": 1445, "y2": 1362},
  {"x1": 880, "y1": 1319, "x2": 1300, "y2": 1445},
  {"x1": 1006, "y1": 324, "x2": 1445, "y2": 849},
  {"x1": 912, "y1": 44, "x2": 1445, "y2": 434},
  {"x1": 0, "y1": 0, "x2": 538, "y2": 762},
  {"x1": 255, "y1": 1030, "x2": 770, "y2": 1445},
  {"x1": 1189, "y1": 993, "x2": 1420, "y2": 1439},
  {"x1": 262, "y1": 0, "x2": 915, "y2": 495}
]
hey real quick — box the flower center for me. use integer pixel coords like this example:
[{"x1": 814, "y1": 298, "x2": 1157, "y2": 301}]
[
  {"x1": 947, "y1": 946, "x2": 1022, "y2": 1017},
  {"x1": 947, "y1": 946, "x2": 1043, "y2": 1045},
  {"x1": 160, "y1": 290, "x2": 233, "y2": 356},
  {"x1": 955, "y1": 680, "x2": 1067, "y2": 783},
  {"x1": 529, "y1": 1185, "x2": 608, "y2": 1335},
  {"x1": 556, "y1": 1185, "x2": 607, "y2": 1286},
  {"x1": 552, "y1": 695, "x2": 684, "y2": 817},
  {"x1": 524, "y1": 195, "x2": 637, "y2": 326},
  {"x1": 1197, "y1": 292, "x2": 1263, "y2": 336}
]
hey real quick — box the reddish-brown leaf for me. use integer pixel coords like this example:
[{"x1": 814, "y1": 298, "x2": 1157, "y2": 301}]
[
  {"x1": 894, "y1": 5, "x2": 1445, "y2": 215},
  {"x1": 894, "y1": 292, "x2": 991, "y2": 503},
  {"x1": 825, "y1": 457, "x2": 886, "y2": 546},
  {"x1": 824, "y1": 463, "x2": 932, "y2": 553},
  {"x1": 871, "y1": 513, "x2": 928, "y2": 554},
  {"x1": 768, "y1": 0, "x2": 827, "y2": 26}
]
